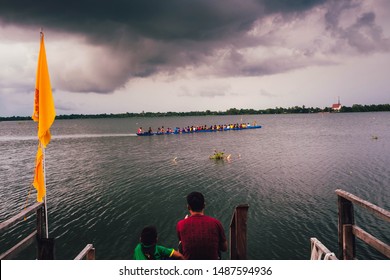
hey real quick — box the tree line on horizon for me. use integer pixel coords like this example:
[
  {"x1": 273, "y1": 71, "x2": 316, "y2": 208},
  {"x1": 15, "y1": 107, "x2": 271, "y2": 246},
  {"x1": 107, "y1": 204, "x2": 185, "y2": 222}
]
[{"x1": 1, "y1": 103, "x2": 389, "y2": 121}]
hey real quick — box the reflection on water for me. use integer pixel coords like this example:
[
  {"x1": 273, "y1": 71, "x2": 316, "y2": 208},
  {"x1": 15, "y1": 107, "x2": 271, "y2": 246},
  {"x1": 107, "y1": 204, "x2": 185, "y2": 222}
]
[{"x1": 0, "y1": 113, "x2": 389, "y2": 259}]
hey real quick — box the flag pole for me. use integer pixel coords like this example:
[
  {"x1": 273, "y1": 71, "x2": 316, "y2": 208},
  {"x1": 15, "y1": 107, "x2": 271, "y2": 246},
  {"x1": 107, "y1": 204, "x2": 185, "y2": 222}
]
[
  {"x1": 42, "y1": 143, "x2": 49, "y2": 238},
  {"x1": 39, "y1": 29, "x2": 49, "y2": 239}
]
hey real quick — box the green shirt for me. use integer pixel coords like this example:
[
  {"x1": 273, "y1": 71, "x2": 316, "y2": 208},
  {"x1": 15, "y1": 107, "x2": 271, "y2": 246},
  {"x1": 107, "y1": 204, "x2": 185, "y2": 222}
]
[{"x1": 133, "y1": 243, "x2": 175, "y2": 260}]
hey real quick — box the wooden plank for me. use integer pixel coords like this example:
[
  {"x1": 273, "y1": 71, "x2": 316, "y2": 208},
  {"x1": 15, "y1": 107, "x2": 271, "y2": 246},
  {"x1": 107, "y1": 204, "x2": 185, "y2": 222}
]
[
  {"x1": 74, "y1": 244, "x2": 95, "y2": 260},
  {"x1": 0, "y1": 202, "x2": 44, "y2": 233},
  {"x1": 353, "y1": 225, "x2": 390, "y2": 259},
  {"x1": 0, "y1": 230, "x2": 37, "y2": 260},
  {"x1": 343, "y1": 224, "x2": 355, "y2": 260},
  {"x1": 336, "y1": 189, "x2": 390, "y2": 223}
]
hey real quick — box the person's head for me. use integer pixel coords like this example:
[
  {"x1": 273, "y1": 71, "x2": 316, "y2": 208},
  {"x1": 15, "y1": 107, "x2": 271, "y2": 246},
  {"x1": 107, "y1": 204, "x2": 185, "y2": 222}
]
[
  {"x1": 187, "y1": 192, "x2": 205, "y2": 212},
  {"x1": 140, "y1": 226, "x2": 157, "y2": 246}
]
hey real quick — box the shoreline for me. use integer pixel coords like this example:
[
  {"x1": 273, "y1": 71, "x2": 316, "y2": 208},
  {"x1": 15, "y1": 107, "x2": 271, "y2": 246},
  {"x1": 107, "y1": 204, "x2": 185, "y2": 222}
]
[{"x1": 1, "y1": 104, "x2": 390, "y2": 121}]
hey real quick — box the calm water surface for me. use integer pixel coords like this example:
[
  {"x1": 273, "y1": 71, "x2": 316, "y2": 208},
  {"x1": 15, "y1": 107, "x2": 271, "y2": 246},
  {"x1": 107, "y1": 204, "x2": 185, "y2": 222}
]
[{"x1": 0, "y1": 112, "x2": 389, "y2": 259}]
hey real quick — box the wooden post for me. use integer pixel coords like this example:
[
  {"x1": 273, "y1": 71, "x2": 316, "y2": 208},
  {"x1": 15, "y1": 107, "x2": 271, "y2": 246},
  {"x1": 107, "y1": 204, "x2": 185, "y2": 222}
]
[
  {"x1": 343, "y1": 224, "x2": 355, "y2": 260},
  {"x1": 229, "y1": 204, "x2": 248, "y2": 260},
  {"x1": 36, "y1": 204, "x2": 55, "y2": 259},
  {"x1": 36, "y1": 205, "x2": 44, "y2": 259},
  {"x1": 37, "y1": 237, "x2": 55, "y2": 260},
  {"x1": 230, "y1": 215, "x2": 237, "y2": 260},
  {"x1": 36, "y1": 206, "x2": 44, "y2": 259},
  {"x1": 36, "y1": 206, "x2": 44, "y2": 240},
  {"x1": 337, "y1": 195, "x2": 355, "y2": 260},
  {"x1": 86, "y1": 247, "x2": 96, "y2": 260}
]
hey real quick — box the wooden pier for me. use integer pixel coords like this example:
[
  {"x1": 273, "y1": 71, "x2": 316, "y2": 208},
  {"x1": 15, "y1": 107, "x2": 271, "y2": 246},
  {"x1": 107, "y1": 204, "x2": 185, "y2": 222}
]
[
  {"x1": 1, "y1": 189, "x2": 388, "y2": 260},
  {"x1": 336, "y1": 189, "x2": 390, "y2": 259},
  {"x1": 1, "y1": 202, "x2": 247, "y2": 260},
  {"x1": 311, "y1": 189, "x2": 390, "y2": 260},
  {"x1": 0, "y1": 201, "x2": 94, "y2": 260},
  {"x1": 0, "y1": 202, "x2": 48, "y2": 259}
]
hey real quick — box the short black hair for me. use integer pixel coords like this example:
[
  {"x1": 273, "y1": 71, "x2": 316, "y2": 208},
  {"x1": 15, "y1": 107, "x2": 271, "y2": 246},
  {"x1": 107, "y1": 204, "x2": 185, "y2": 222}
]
[
  {"x1": 187, "y1": 192, "x2": 205, "y2": 212},
  {"x1": 140, "y1": 226, "x2": 157, "y2": 246}
]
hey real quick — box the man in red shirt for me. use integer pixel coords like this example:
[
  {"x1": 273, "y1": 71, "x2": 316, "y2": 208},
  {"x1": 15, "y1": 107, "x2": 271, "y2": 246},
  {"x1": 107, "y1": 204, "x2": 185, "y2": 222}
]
[{"x1": 176, "y1": 192, "x2": 227, "y2": 259}]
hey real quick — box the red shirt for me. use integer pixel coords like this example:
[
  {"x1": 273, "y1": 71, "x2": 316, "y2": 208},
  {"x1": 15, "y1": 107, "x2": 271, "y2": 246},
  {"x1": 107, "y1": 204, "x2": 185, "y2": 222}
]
[{"x1": 176, "y1": 214, "x2": 226, "y2": 260}]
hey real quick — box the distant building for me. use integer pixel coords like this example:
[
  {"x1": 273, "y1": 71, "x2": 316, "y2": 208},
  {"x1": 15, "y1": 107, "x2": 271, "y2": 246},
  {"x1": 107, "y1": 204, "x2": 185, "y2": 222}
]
[{"x1": 331, "y1": 97, "x2": 342, "y2": 111}]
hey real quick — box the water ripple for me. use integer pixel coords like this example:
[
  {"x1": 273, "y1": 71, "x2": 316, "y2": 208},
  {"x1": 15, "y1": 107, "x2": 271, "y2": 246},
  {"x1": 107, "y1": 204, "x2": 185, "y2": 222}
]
[{"x1": 1, "y1": 113, "x2": 389, "y2": 259}]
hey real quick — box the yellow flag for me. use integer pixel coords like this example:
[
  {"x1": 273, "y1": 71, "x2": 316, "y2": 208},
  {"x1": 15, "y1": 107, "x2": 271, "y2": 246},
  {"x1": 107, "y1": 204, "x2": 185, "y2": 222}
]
[
  {"x1": 33, "y1": 146, "x2": 45, "y2": 202},
  {"x1": 32, "y1": 32, "x2": 55, "y2": 202},
  {"x1": 32, "y1": 32, "x2": 56, "y2": 148}
]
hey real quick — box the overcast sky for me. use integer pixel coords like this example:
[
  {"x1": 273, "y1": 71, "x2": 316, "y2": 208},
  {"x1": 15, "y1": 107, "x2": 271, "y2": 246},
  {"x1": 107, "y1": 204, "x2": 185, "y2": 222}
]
[{"x1": 1, "y1": 0, "x2": 389, "y2": 117}]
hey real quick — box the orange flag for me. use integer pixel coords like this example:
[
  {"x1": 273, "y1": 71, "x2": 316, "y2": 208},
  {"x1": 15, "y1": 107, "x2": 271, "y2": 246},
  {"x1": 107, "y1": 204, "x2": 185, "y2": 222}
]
[
  {"x1": 33, "y1": 146, "x2": 45, "y2": 202},
  {"x1": 32, "y1": 32, "x2": 56, "y2": 148},
  {"x1": 32, "y1": 32, "x2": 55, "y2": 202}
]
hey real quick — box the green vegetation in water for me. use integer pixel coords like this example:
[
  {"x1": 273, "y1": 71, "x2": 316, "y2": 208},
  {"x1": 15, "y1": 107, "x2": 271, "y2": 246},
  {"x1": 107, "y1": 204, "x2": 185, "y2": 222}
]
[{"x1": 209, "y1": 150, "x2": 231, "y2": 160}]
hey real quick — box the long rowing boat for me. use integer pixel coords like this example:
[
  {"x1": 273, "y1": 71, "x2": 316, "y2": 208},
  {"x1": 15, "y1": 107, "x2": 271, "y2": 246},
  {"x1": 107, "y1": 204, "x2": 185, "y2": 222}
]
[{"x1": 136, "y1": 125, "x2": 262, "y2": 136}]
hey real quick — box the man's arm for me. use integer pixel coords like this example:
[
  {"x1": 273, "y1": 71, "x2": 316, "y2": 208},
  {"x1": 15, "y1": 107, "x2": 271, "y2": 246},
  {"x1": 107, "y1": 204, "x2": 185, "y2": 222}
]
[
  {"x1": 217, "y1": 220, "x2": 228, "y2": 252},
  {"x1": 176, "y1": 221, "x2": 181, "y2": 241},
  {"x1": 220, "y1": 239, "x2": 228, "y2": 252}
]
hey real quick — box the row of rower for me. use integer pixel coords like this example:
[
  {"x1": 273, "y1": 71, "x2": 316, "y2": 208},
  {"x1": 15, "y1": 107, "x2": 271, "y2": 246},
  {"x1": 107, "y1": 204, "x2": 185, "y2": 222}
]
[{"x1": 137, "y1": 122, "x2": 257, "y2": 134}]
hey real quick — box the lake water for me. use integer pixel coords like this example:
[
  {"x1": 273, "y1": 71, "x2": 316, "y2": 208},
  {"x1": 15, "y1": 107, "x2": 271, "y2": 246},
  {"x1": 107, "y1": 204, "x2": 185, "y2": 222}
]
[{"x1": 0, "y1": 112, "x2": 389, "y2": 260}]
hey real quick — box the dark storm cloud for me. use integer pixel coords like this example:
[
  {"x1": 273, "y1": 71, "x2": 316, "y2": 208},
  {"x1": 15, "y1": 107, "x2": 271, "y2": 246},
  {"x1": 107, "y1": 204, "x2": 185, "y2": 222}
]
[
  {"x1": 261, "y1": 0, "x2": 326, "y2": 13},
  {"x1": 0, "y1": 0, "x2": 324, "y2": 40},
  {"x1": 0, "y1": 0, "x2": 388, "y2": 93}
]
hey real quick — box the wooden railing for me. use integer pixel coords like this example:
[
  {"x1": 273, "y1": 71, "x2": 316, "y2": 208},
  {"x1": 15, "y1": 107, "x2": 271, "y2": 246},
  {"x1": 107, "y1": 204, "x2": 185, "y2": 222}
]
[
  {"x1": 0, "y1": 202, "x2": 45, "y2": 260},
  {"x1": 1, "y1": 201, "x2": 95, "y2": 260},
  {"x1": 310, "y1": 238, "x2": 338, "y2": 260},
  {"x1": 336, "y1": 189, "x2": 390, "y2": 259},
  {"x1": 74, "y1": 244, "x2": 95, "y2": 260},
  {"x1": 229, "y1": 204, "x2": 248, "y2": 260}
]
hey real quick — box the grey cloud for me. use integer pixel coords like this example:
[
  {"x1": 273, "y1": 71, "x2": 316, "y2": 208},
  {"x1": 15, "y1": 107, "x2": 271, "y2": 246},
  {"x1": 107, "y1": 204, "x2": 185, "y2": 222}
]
[
  {"x1": 324, "y1": 0, "x2": 390, "y2": 53},
  {"x1": 55, "y1": 99, "x2": 78, "y2": 112},
  {"x1": 259, "y1": 89, "x2": 278, "y2": 98},
  {"x1": 199, "y1": 87, "x2": 229, "y2": 98},
  {"x1": 179, "y1": 84, "x2": 231, "y2": 98},
  {"x1": 345, "y1": 12, "x2": 390, "y2": 53},
  {"x1": 1, "y1": 0, "x2": 388, "y2": 94}
]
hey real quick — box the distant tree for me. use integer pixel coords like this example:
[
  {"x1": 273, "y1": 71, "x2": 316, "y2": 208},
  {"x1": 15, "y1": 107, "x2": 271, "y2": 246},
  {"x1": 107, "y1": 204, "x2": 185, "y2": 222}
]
[{"x1": 2, "y1": 103, "x2": 390, "y2": 121}]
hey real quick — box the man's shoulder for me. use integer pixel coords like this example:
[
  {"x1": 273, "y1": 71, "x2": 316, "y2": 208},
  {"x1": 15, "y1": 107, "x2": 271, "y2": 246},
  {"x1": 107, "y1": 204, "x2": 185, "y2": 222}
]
[
  {"x1": 188, "y1": 215, "x2": 223, "y2": 225},
  {"x1": 177, "y1": 214, "x2": 223, "y2": 225},
  {"x1": 202, "y1": 215, "x2": 223, "y2": 223}
]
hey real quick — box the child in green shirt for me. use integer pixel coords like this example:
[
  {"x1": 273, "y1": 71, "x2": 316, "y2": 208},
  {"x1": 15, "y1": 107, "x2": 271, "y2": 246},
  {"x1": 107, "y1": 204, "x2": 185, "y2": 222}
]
[{"x1": 133, "y1": 225, "x2": 184, "y2": 260}]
